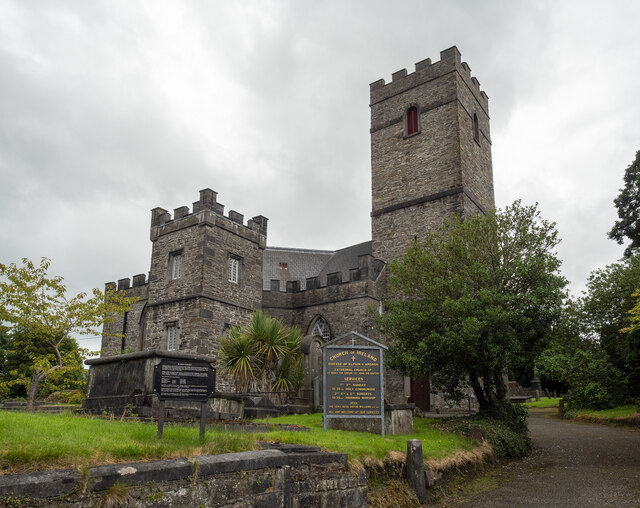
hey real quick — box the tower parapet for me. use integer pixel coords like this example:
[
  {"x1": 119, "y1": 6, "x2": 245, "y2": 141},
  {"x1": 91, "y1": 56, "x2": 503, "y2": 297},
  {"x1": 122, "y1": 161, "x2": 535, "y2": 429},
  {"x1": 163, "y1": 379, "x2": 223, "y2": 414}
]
[
  {"x1": 369, "y1": 46, "x2": 489, "y2": 116},
  {"x1": 150, "y1": 188, "x2": 268, "y2": 243}
]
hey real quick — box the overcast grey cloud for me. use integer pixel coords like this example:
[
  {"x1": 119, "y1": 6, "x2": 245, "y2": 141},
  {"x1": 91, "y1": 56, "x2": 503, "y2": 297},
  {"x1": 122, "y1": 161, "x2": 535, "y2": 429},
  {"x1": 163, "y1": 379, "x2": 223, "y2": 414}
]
[{"x1": 1, "y1": 1, "x2": 639, "y2": 350}]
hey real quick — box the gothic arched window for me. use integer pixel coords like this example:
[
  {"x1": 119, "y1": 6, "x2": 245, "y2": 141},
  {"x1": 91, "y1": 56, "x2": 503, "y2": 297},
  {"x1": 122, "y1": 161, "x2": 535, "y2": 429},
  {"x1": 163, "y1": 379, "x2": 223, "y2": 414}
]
[
  {"x1": 406, "y1": 106, "x2": 418, "y2": 136},
  {"x1": 311, "y1": 317, "x2": 331, "y2": 342}
]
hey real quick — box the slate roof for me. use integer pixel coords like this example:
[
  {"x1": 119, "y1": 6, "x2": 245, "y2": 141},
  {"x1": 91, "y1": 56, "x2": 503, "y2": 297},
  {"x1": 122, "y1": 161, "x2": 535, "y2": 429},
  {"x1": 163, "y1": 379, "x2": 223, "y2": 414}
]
[{"x1": 263, "y1": 241, "x2": 373, "y2": 291}]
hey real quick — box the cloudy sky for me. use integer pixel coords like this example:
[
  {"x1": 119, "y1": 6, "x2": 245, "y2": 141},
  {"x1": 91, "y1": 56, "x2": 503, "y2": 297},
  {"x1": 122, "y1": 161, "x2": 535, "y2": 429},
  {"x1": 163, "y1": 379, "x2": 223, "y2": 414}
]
[{"x1": 1, "y1": 1, "x2": 639, "y2": 350}]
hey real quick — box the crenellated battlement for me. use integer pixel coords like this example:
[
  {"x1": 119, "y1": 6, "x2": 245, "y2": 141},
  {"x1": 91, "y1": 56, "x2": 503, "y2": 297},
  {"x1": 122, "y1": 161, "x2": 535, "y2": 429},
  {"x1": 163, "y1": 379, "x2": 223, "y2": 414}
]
[
  {"x1": 150, "y1": 188, "x2": 268, "y2": 237},
  {"x1": 105, "y1": 273, "x2": 148, "y2": 293},
  {"x1": 369, "y1": 46, "x2": 488, "y2": 110},
  {"x1": 263, "y1": 254, "x2": 384, "y2": 294}
]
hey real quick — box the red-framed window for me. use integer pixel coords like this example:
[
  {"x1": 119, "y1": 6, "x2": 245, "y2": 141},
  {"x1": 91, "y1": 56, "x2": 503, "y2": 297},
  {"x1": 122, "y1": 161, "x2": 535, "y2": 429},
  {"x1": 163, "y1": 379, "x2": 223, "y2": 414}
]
[{"x1": 406, "y1": 106, "x2": 418, "y2": 136}]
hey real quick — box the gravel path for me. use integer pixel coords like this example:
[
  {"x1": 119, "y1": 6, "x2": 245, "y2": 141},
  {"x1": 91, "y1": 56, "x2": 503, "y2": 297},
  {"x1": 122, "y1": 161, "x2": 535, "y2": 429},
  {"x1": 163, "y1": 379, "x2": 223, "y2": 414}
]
[{"x1": 456, "y1": 408, "x2": 640, "y2": 507}]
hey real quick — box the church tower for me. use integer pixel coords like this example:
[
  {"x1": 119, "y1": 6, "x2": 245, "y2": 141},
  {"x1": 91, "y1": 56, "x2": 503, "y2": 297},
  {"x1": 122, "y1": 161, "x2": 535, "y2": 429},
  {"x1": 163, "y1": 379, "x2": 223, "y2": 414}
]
[{"x1": 370, "y1": 46, "x2": 495, "y2": 264}]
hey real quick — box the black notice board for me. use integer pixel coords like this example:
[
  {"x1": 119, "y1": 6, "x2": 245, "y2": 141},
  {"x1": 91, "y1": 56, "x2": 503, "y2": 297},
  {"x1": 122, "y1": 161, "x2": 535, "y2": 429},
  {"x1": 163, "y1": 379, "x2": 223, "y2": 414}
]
[
  {"x1": 153, "y1": 359, "x2": 215, "y2": 402},
  {"x1": 324, "y1": 347, "x2": 382, "y2": 416}
]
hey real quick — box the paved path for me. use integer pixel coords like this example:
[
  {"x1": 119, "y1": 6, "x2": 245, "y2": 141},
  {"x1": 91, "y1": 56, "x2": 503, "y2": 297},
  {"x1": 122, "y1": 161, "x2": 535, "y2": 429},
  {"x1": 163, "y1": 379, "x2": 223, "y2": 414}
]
[{"x1": 456, "y1": 409, "x2": 640, "y2": 508}]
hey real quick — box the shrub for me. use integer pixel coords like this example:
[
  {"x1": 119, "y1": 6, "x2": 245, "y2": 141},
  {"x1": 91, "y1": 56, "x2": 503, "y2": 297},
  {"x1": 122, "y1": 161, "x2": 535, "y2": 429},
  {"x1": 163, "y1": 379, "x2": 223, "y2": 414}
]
[
  {"x1": 564, "y1": 382, "x2": 625, "y2": 410},
  {"x1": 537, "y1": 339, "x2": 628, "y2": 410},
  {"x1": 46, "y1": 390, "x2": 84, "y2": 404},
  {"x1": 436, "y1": 403, "x2": 530, "y2": 459}
]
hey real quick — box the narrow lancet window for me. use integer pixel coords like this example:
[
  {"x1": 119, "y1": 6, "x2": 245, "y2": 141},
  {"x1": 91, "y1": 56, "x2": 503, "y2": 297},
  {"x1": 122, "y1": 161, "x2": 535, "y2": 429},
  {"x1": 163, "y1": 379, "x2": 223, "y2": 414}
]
[
  {"x1": 406, "y1": 106, "x2": 418, "y2": 136},
  {"x1": 473, "y1": 113, "x2": 479, "y2": 143}
]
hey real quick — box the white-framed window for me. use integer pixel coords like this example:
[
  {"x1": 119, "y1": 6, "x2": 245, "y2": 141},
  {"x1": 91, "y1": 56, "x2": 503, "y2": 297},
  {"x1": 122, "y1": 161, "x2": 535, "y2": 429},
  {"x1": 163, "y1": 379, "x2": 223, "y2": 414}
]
[
  {"x1": 166, "y1": 324, "x2": 178, "y2": 351},
  {"x1": 170, "y1": 252, "x2": 183, "y2": 279},
  {"x1": 312, "y1": 317, "x2": 331, "y2": 342},
  {"x1": 228, "y1": 256, "x2": 239, "y2": 283}
]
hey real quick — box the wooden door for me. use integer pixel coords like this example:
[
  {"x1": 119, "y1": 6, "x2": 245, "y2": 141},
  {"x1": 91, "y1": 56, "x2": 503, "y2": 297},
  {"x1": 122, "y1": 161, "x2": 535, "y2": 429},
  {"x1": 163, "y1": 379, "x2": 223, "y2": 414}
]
[{"x1": 410, "y1": 377, "x2": 431, "y2": 411}]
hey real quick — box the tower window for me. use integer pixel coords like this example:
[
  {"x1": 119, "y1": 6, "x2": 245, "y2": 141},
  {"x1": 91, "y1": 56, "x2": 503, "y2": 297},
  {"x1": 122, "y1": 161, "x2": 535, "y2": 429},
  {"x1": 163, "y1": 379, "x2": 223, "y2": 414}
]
[
  {"x1": 473, "y1": 113, "x2": 480, "y2": 144},
  {"x1": 166, "y1": 324, "x2": 178, "y2": 351},
  {"x1": 228, "y1": 256, "x2": 240, "y2": 283},
  {"x1": 170, "y1": 251, "x2": 183, "y2": 279},
  {"x1": 406, "y1": 106, "x2": 419, "y2": 136}
]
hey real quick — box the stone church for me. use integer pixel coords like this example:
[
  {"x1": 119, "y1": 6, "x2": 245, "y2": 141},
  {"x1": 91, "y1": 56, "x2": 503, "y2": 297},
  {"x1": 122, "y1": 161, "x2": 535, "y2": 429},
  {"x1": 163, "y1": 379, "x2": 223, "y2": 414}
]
[{"x1": 88, "y1": 46, "x2": 494, "y2": 413}]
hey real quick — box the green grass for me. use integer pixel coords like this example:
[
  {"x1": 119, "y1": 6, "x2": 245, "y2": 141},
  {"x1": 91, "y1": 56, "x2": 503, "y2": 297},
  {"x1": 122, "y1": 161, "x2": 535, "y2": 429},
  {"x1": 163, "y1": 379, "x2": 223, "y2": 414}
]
[
  {"x1": 569, "y1": 404, "x2": 638, "y2": 419},
  {"x1": 0, "y1": 411, "x2": 477, "y2": 473},
  {"x1": 257, "y1": 413, "x2": 476, "y2": 461},
  {"x1": 522, "y1": 397, "x2": 561, "y2": 408},
  {"x1": 0, "y1": 411, "x2": 259, "y2": 473}
]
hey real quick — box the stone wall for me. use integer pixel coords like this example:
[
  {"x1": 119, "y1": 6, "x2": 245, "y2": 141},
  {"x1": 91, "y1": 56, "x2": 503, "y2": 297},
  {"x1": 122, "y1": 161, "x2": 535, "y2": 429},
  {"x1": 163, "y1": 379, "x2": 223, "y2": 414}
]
[
  {"x1": 263, "y1": 278, "x2": 383, "y2": 336},
  {"x1": 0, "y1": 448, "x2": 366, "y2": 507},
  {"x1": 101, "y1": 280, "x2": 148, "y2": 354},
  {"x1": 263, "y1": 275, "x2": 405, "y2": 404},
  {"x1": 372, "y1": 193, "x2": 464, "y2": 265}
]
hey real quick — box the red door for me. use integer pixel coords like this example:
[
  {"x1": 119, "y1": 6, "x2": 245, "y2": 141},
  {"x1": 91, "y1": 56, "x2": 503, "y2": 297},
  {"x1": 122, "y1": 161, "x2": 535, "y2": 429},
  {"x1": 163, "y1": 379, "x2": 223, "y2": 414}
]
[{"x1": 410, "y1": 377, "x2": 431, "y2": 411}]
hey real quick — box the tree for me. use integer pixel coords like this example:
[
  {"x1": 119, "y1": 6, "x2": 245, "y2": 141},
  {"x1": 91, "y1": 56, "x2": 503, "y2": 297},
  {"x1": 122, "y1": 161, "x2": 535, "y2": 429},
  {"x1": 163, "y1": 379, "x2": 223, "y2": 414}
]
[
  {"x1": 0, "y1": 327, "x2": 87, "y2": 400},
  {"x1": 609, "y1": 150, "x2": 640, "y2": 257},
  {"x1": 218, "y1": 311, "x2": 303, "y2": 399},
  {"x1": 0, "y1": 258, "x2": 136, "y2": 412},
  {"x1": 580, "y1": 254, "x2": 640, "y2": 371},
  {"x1": 622, "y1": 290, "x2": 640, "y2": 411},
  {"x1": 376, "y1": 201, "x2": 567, "y2": 413},
  {"x1": 623, "y1": 289, "x2": 640, "y2": 334}
]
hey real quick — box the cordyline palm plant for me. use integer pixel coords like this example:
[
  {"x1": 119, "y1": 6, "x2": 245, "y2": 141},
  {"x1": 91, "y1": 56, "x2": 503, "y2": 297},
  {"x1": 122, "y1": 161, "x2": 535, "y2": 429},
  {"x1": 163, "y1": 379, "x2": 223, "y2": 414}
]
[
  {"x1": 218, "y1": 326, "x2": 258, "y2": 393},
  {"x1": 218, "y1": 311, "x2": 303, "y2": 400}
]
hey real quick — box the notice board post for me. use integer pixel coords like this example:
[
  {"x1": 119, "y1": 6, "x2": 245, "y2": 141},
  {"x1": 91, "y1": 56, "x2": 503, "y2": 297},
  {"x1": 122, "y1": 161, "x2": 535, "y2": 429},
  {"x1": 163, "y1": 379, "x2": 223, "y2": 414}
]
[
  {"x1": 323, "y1": 332, "x2": 387, "y2": 437},
  {"x1": 153, "y1": 359, "x2": 216, "y2": 439}
]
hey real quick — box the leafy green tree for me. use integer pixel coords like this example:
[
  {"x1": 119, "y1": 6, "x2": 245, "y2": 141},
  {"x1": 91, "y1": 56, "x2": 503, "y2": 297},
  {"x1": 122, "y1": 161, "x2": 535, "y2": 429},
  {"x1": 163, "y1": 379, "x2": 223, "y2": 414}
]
[
  {"x1": 0, "y1": 258, "x2": 136, "y2": 412},
  {"x1": 622, "y1": 289, "x2": 640, "y2": 333},
  {"x1": 0, "y1": 327, "x2": 10, "y2": 400},
  {"x1": 609, "y1": 150, "x2": 640, "y2": 257},
  {"x1": 219, "y1": 311, "x2": 303, "y2": 398},
  {"x1": 622, "y1": 290, "x2": 640, "y2": 411},
  {"x1": 0, "y1": 327, "x2": 87, "y2": 400},
  {"x1": 376, "y1": 201, "x2": 567, "y2": 413},
  {"x1": 581, "y1": 254, "x2": 640, "y2": 371},
  {"x1": 536, "y1": 335, "x2": 625, "y2": 410}
]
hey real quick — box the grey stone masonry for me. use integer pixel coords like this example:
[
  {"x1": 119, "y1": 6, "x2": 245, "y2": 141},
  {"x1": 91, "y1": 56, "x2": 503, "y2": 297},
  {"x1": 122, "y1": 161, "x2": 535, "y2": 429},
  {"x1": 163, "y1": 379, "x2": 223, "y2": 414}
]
[
  {"x1": 370, "y1": 45, "x2": 494, "y2": 264},
  {"x1": 100, "y1": 189, "x2": 267, "y2": 392},
  {"x1": 0, "y1": 448, "x2": 366, "y2": 507}
]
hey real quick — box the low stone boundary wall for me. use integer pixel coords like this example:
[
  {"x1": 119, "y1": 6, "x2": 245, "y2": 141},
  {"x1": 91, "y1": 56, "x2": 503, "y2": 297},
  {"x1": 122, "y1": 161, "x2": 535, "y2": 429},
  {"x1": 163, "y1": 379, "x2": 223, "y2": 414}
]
[{"x1": 0, "y1": 446, "x2": 366, "y2": 507}]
